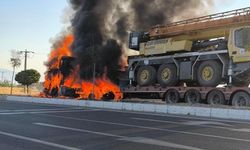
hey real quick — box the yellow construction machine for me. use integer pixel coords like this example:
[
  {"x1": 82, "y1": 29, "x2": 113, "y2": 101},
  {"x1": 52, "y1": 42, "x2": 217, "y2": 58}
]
[{"x1": 128, "y1": 7, "x2": 250, "y2": 87}]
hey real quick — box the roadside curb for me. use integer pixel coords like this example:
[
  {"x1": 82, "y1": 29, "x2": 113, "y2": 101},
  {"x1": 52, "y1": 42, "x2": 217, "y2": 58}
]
[{"x1": 5, "y1": 96, "x2": 250, "y2": 120}]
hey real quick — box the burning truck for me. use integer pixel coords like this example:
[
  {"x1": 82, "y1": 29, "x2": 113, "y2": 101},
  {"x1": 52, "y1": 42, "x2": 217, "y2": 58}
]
[
  {"x1": 42, "y1": 0, "x2": 214, "y2": 101},
  {"x1": 42, "y1": 35, "x2": 123, "y2": 100}
]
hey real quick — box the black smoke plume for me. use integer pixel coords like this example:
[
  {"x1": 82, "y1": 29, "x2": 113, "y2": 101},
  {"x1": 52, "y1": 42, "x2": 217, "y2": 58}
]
[{"x1": 69, "y1": 0, "x2": 213, "y2": 81}]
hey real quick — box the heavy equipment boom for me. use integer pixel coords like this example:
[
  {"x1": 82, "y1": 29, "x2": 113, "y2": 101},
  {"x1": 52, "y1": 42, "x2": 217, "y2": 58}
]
[{"x1": 149, "y1": 7, "x2": 250, "y2": 40}]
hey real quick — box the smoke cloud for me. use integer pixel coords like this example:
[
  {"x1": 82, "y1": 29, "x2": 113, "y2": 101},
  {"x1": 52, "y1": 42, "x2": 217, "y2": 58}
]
[{"x1": 68, "y1": 0, "x2": 213, "y2": 81}]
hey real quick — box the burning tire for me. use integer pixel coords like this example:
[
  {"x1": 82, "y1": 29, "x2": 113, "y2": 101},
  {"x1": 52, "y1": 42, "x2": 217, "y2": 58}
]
[
  {"x1": 157, "y1": 64, "x2": 178, "y2": 87},
  {"x1": 88, "y1": 93, "x2": 96, "y2": 100},
  {"x1": 102, "y1": 92, "x2": 115, "y2": 101},
  {"x1": 197, "y1": 60, "x2": 222, "y2": 87},
  {"x1": 136, "y1": 66, "x2": 156, "y2": 86},
  {"x1": 51, "y1": 87, "x2": 59, "y2": 97}
]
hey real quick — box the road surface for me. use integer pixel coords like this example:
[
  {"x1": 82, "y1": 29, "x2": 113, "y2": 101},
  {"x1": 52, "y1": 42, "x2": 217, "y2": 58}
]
[{"x1": 0, "y1": 99, "x2": 250, "y2": 150}]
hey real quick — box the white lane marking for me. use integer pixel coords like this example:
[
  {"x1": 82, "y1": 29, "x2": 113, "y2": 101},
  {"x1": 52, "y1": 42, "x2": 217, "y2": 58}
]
[
  {"x1": 34, "y1": 123, "x2": 204, "y2": 150},
  {"x1": 120, "y1": 137, "x2": 204, "y2": 150},
  {"x1": 0, "y1": 130, "x2": 80, "y2": 150},
  {"x1": 132, "y1": 117, "x2": 234, "y2": 130},
  {"x1": 183, "y1": 121, "x2": 233, "y2": 127},
  {"x1": 0, "y1": 109, "x2": 11, "y2": 111},
  {"x1": 39, "y1": 114, "x2": 250, "y2": 142},
  {"x1": 0, "y1": 109, "x2": 98, "y2": 115},
  {"x1": 231, "y1": 128, "x2": 250, "y2": 132},
  {"x1": 35, "y1": 122, "x2": 123, "y2": 138},
  {"x1": 104, "y1": 109, "x2": 250, "y2": 125},
  {"x1": 133, "y1": 117, "x2": 250, "y2": 133},
  {"x1": 0, "y1": 108, "x2": 82, "y2": 113}
]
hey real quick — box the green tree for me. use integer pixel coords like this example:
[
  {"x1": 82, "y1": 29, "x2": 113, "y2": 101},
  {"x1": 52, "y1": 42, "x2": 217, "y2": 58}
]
[{"x1": 15, "y1": 69, "x2": 41, "y2": 93}]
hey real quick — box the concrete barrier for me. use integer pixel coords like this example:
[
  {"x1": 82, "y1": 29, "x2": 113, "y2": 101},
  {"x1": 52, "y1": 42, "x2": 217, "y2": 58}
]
[
  {"x1": 143, "y1": 104, "x2": 156, "y2": 112},
  {"x1": 155, "y1": 105, "x2": 167, "y2": 113},
  {"x1": 122, "y1": 103, "x2": 133, "y2": 111},
  {"x1": 211, "y1": 108, "x2": 229, "y2": 119},
  {"x1": 63, "y1": 99, "x2": 79, "y2": 106},
  {"x1": 132, "y1": 103, "x2": 144, "y2": 111},
  {"x1": 4, "y1": 95, "x2": 250, "y2": 121},
  {"x1": 111, "y1": 102, "x2": 123, "y2": 110},
  {"x1": 195, "y1": 107, "x2": 211, "y2": 117}
]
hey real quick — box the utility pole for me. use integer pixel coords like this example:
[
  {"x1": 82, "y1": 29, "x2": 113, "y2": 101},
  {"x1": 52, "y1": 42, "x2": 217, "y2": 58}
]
[
  {"x1": 19, "y1": 49, "x2": 34, "y2": 93},
  {"x1": 20, "y1": 49, "x2": 34, "y2": 71}
]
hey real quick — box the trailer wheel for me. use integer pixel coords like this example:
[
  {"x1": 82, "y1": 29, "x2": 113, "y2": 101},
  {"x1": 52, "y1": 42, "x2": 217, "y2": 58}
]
[
  {"x1": 232, "y1": 91, "x2": 250, "y2": 107},
  {"x1": 137, "y1": 66, "x2": 156, "y2": 86},
  {"x1": 157, "y1": 64, "x2": 178, "y2": 87},
  {"x1": 164, "y1": 89, "x2": 180, "y2": 103},
  {"x1": 197, "y1": 60, "x2": 221, "y2": 87},
  {"x1": 207, "y1": 90, "x2": 225, "y2": 105},
  {"x1": 185, "y1": 89, "x2": 201, "y2": 104}
]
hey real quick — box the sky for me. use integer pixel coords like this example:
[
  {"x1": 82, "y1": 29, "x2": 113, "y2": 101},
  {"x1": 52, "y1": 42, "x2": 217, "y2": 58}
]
[
  {"x1": 0, "y1": 0, "x2": 250, "y2": 82},
  {"x1": 0, "y1": 0, "x2": 69, "y2": 81}
]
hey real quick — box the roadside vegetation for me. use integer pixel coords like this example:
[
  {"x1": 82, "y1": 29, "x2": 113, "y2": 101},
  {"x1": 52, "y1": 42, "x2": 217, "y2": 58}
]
[{"x1": 0, "y1": 82, "x2": 42, "y2": 96}]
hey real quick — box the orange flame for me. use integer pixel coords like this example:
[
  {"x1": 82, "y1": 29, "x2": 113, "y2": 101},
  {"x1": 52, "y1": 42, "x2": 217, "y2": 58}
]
[{"x1": 43, "y1": 34, "x2": 122, "y2": 101}]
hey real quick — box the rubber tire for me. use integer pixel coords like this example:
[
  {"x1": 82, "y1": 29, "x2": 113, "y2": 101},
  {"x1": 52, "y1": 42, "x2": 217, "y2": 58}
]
[
  {"x1": 88, "y1": 93, "x2": 95, "y2": 100},
  {"x1": 136, "y1": 66, "x2": 156, "y2": 86},
  {"x1": 232, "y1": 91, "x2": 250, "y2": 107},
  {"x1": 164, "y1": 89, "x2": 180, "y2": 103},
  {"x1": 51, "y1": 87, "x2": 58, "y2": 97},
  {"x1": 207, "y1": 90, "x2": 225, "y2": 105},
  {"x1": 185, "y1": 89, "x2": 201, "y2": 104},
  {"x1": 197, "y1": 60, "x2": 222, "y2": 87},
  {"x1": 157, "y1": 64, "x2": 178, "y2": 87}
]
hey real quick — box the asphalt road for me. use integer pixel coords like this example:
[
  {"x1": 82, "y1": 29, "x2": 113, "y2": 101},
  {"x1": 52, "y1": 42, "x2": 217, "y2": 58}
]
[{"x1": 0, "y1": 100, "x2": 250, "y2": 150}]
